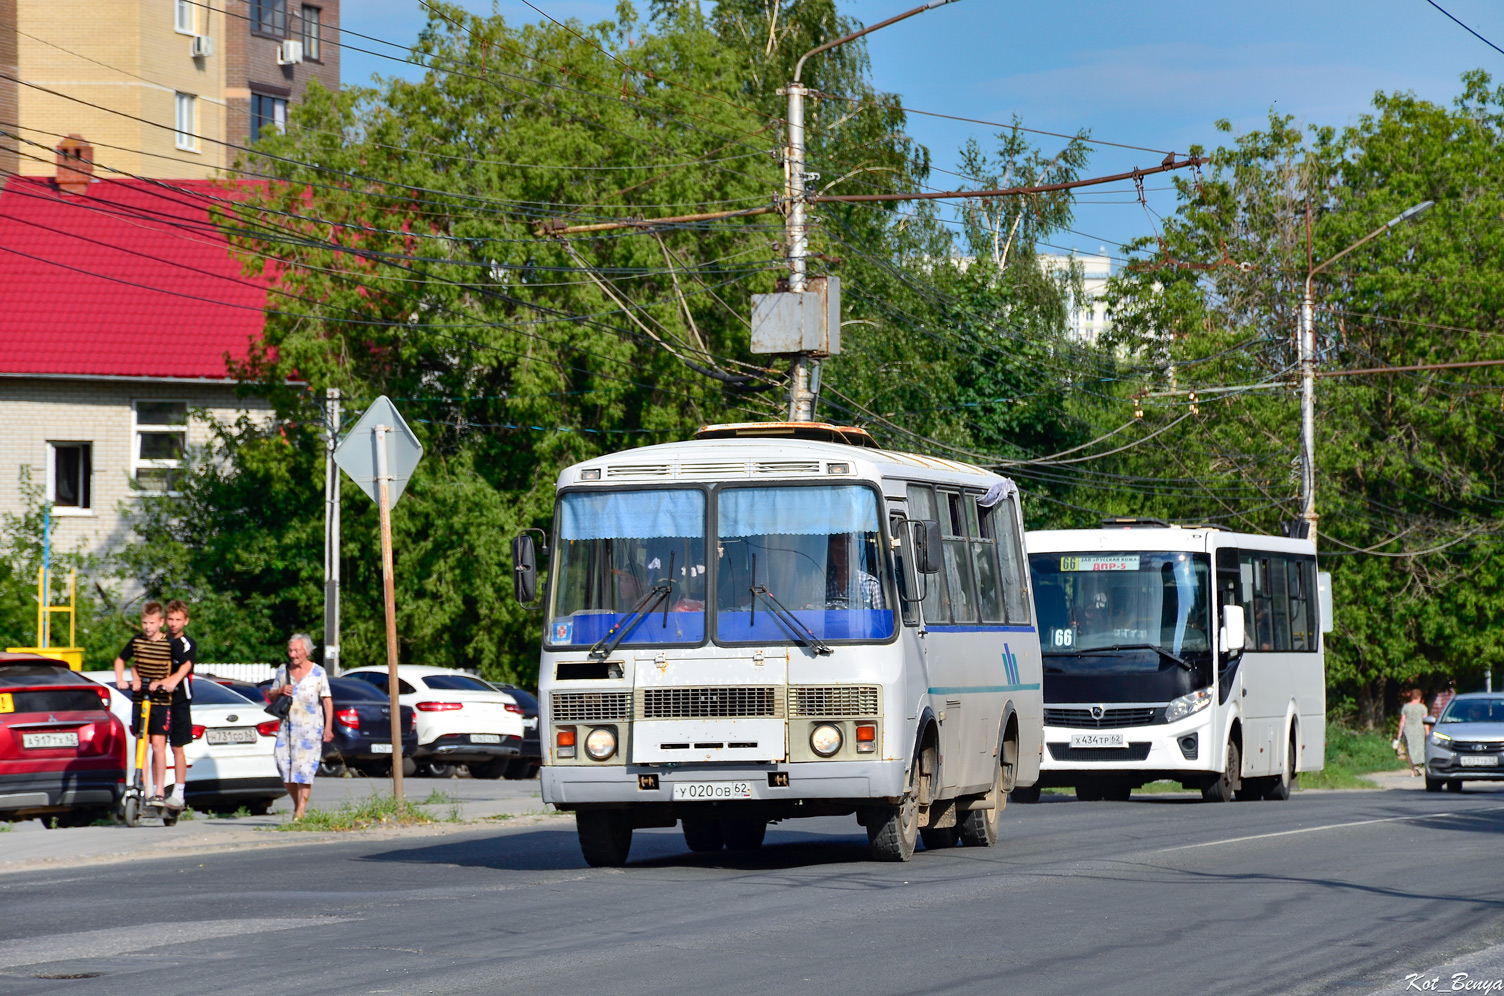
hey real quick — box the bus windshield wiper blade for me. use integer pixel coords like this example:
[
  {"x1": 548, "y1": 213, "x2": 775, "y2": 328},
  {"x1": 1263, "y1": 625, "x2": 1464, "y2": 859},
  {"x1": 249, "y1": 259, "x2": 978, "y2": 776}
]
[
  {"x1": 1072, "y1": 643, "x2": 1192, "y2": 670},
  {"x1": 589, "y1": 584, "x2": 671, "y2": 660},
  {"x1": 750, "y1": 583, "x2": 833, "y2": 656}
]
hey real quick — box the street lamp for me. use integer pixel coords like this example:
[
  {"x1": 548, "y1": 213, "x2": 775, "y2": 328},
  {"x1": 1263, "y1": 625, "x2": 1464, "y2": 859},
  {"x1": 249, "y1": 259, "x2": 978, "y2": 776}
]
[
  {"x1": 783, "y1": 0, "x2": 961, "y2": 421},
  {"x1": 1297, "y1": 199, "x2": 1434, "y2": 543}
]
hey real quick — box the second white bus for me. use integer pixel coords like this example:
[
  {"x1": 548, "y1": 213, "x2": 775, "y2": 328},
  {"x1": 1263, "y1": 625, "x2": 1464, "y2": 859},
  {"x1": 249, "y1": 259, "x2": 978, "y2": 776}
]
[{"x1": 1021, "y1": 522, "x2": 1330, "y2": 802}]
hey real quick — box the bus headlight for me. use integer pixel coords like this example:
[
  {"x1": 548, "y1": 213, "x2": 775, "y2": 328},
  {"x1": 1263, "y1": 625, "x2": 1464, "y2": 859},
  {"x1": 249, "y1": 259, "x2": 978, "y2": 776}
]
[
  {"x1": 584, "y1": 726, "x2": 617, "y2": 761},
  {"x1": 1164, "y1": 688, "x2": 1213, "y2": 723},
  {"x1": 810, "y1": 724, "x2": 843, "y2": 757}
]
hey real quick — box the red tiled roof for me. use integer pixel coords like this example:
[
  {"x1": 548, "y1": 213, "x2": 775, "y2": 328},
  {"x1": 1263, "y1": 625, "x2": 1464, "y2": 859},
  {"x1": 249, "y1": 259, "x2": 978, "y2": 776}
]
[{"x1": 0, "y1": 177, "x2": 269, "y2": 380}]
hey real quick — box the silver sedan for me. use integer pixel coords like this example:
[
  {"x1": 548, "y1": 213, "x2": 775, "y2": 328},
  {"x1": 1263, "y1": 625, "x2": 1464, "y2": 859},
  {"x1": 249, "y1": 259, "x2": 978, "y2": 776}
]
[{"x1": 1424, "y1": 693, "x2": 1504, "y2": 792}]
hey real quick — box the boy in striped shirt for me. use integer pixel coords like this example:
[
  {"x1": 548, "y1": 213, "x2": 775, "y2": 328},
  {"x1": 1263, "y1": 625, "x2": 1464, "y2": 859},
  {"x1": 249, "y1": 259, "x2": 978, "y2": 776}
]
[{"x1": 113, "y1": 602, "x2": 175, "y2": 809}]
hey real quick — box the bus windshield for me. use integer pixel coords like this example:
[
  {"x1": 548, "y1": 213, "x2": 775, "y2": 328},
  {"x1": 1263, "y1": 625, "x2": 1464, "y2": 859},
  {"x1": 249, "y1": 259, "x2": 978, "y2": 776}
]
[
  {"x1": 1030, "y1": 551, "x2": 1212, "y2": 671},
  {"x1": 548, "y1": 489, "x2": 707, "y2": 647},
  {"x1": 715, "y1": 485, "x2": 893, "y2": 643}
]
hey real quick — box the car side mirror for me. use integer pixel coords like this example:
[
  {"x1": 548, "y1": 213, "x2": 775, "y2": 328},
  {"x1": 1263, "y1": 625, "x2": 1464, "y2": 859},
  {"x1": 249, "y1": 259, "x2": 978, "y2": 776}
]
[
  {"x1": 912, "y1": 519, "x2": 942, "y2": 575},
  {"x1": 512, "y1": 533, "x2": 538, "y2": 604},
  {"x1": 1220, "y1": 605, "x2": 1246, "y2": 654}
]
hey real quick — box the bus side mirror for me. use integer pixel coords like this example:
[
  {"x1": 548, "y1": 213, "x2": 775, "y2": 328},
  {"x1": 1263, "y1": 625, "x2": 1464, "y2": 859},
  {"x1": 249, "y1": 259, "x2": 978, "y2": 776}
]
[
  {"x1": 512, "y1": 532, "x2": 543, "y2": 604},
  {"x1": 1220, "y1": 605, "x2": 1246, "y2": 654},
  {"x1": 912, "y1": 519, "x2": 942, "y2": 575}
]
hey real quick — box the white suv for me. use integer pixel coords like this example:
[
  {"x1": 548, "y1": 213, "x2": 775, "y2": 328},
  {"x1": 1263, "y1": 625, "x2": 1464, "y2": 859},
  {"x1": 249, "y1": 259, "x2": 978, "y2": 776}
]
[{"x1": 342, "y1": 666, "x2": 524, "y2": 778}]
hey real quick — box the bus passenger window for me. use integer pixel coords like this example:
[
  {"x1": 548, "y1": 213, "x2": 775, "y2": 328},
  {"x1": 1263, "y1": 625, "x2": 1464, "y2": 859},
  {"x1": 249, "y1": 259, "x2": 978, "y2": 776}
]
[
  {"x1": 906, "y1": 484, "x2": 951, "y2": 623},
  {"x1": 995, "y1": 498, "x2": 1031, "y2": 624},
  {"x1": 940, "y1": 491, "x2": 978, "y2": 623},
  {"x1": 972, "y1": 498, "x2": 1005, "y2": 623}
]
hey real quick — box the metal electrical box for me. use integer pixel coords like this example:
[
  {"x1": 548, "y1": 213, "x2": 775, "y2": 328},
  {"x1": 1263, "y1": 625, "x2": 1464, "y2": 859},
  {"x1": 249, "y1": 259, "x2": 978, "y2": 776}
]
[{"x1": 750, "y1": 275, "x2": 841, "y2": 355}]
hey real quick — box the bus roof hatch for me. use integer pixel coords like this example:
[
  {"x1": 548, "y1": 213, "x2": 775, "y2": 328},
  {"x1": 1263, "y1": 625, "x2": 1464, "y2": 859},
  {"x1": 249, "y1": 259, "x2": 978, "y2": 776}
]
[{"x1": 693, "y1": 421, "x2": 882, "y2": 449}]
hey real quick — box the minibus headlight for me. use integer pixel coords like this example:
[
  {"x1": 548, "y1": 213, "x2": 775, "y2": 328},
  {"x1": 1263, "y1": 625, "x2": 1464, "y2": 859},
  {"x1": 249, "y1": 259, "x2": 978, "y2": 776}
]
[
  {"x1": 1164, "y1": 688, "x2": 1213, "y2": 723},
  {"x1": 810, "y1": 724, "x2": 843, "y2": 757},
  {"x1": 585, "y1": 726, "x2": 617, "y2": 761}
]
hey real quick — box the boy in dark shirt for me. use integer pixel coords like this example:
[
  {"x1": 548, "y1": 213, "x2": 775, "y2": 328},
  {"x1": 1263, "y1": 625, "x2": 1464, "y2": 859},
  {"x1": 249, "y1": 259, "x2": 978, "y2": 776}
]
[
  {"x1": 113, "y1": 602, "x2": 174, "y2": 807},
  {"x1": 163, "y1": 599, "x2": 198, "y2": 812}
]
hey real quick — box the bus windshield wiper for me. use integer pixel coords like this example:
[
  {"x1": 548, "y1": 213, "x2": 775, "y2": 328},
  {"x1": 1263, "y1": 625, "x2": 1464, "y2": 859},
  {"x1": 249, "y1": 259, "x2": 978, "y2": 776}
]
[
  {"x1": 750, "y1": 582, "x2": 833, "y2": 656},
  {"x1": 589, "y1": 583, "x2": 671, "y2": 660},
  {"x1": 1071, "y1": 643, "x2": 1192, "y2": 671}
]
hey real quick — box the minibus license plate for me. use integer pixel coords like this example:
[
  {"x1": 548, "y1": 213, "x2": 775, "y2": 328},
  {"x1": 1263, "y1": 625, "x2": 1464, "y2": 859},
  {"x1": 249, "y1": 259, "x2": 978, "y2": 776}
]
[
  {"x1": 1459, "y1": 755, "x2": 1498, "y2": 767},
  {"x1": 672, "y1": 781, "x2": 753, "y2": 801},
  {"x1": 1070, "y1": 732, "x2": 1126, "y2": 749},
  {"x1": 23, "y1": 731, "x2": 78, "y2": 749},
  {"x1": 371, "y1": 743, "x2": 393, "y2": 754}
]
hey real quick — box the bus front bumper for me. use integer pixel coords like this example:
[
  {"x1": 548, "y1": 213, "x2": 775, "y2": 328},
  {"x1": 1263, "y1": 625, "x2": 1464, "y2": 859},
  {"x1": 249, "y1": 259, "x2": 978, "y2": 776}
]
[
  {"x1": 543, "y1": 758, "x2": 907, "y2": 807},
  {"x1": 1036, "y1": 714, "x2": 1215, "y2": 785}
]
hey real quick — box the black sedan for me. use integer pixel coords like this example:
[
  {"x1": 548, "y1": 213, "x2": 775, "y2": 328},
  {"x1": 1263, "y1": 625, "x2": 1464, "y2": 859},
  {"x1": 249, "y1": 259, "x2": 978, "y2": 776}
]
[{"x1": 488, "y1": 682, "x2": 540, "y2": 779}]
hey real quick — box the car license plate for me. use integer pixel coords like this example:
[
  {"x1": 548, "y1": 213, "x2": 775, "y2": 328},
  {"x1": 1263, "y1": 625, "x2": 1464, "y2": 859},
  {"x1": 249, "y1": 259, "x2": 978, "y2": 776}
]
[
  {"x1": 371, "y1": 743, "x2": 393, "y2": 754},
  {"x1": 671, "y1": 781, "x2": 753, "y2": 801},
  {"x1": 205, "y1": 728, "x2": 257, "y2": 745},
  {"x1": 22, "y1": 731, "x2": 78, "y2": 749},
  {"x1": 471, "y1": 734, "x2": 501, "y2": 744},
  {"x1": 1070, "y1": 732, "x2": 1127, "y2": 749},
  {"x1": 1459, "y1": 755, "x2": 1499, "y2": 767}
]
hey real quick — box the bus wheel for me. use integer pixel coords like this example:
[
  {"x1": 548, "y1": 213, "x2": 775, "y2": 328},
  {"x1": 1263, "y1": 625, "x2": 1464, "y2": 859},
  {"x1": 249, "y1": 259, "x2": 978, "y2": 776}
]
[
  {"x1": 1263, "y1": 735, "x2": 1297, "y2": 801},
  {"x1": 681, "y1": 818, "x2": 724, "y2": 852},
  {"x1": 1075, "y1": 784, "x2": 1103, "y2": 802},
  {"x1": 577, "y1": 810, "x2": 632, "y2": 867},
  {"x1": 958, "y1": 758, "x2": 1004, "y2": 848},
  {"x1": 1202, "y1": 739, "x2": 1240, "y2": 803},
  {"x1": 868, "y1": 757, "x2": 921, "y2": 862},
  {"x1": 1102, "y1": 782, "x2": 1132, "y2": 802},
  {"x1": 722, "y1": 819, "x2": 767, "y2": 851},
  {"x1": 1009, "y1": 785, "x2": 1042, "y2": 804}
]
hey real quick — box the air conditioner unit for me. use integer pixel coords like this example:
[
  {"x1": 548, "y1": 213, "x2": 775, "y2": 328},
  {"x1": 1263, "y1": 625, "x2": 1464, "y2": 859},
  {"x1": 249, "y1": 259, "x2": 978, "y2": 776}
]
[
  {"x1": 276, "y1": 40, "x2": 303, "y2": 65},
  {"x1": 190, "y1": 35, "x2": 213, "y2": 58}
]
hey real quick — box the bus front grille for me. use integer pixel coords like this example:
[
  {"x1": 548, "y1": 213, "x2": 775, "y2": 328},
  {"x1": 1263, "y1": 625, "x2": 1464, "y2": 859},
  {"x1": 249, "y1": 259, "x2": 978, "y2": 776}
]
[
  {"x1": 639, "y1": 686, "x2": 780, "y2": 719},
  {"x1": 791, "y1": 685, "x2": 880, "y2": 717},
  {"x1": 551, "y1": 691, "x2": 632, "y2": 723},
  {"x1": 1044, "y1": 707, "x2": 1158, "y2": 729},
  {"x1": 1047, "y1": 743, "x2": 1153, "y2": 762}
]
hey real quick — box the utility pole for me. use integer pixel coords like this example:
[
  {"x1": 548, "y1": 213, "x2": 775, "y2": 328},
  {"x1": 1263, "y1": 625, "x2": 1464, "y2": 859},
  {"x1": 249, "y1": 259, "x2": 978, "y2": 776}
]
[
  {"x1": 373, "y1": 422, "x2": 404, "y2": 804},
  {"x1": 1298, "y1": 200, "x2": 1432, "y2": 545},
  {"x1": 323, "y1": 388, "x2": 342, "y2": 676}
]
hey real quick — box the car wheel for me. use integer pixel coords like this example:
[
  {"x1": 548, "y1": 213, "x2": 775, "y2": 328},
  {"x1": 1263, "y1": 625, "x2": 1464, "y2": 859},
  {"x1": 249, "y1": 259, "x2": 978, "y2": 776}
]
[
  {"x1": 682, "y1": 818, "x2": 724, "y2": 852},
  {"x1": 319, "y1": 759, "x2": 347, "y2": 778},
  {"x1": 577, "y1": 810, "x2": 633, "y2": 867},
  {"x1": 1425, "y1": 776, "x2": 1443, "y2": 793},
  {"x1": 1202, "y1": 739, "x2": 1241, "y2": 803},
  {"x1": 1446, "y1": 779, "x2": 1464, "y2": 793},
  {"x1": 52, "y1": 807, "x2": 110, "y2": 828},
  {"x1": 425, "y1": 761, "x2": 458, "y2": 778},
  {"x1": 468, "y1": 758, "x2": 508, "y2": 780}
]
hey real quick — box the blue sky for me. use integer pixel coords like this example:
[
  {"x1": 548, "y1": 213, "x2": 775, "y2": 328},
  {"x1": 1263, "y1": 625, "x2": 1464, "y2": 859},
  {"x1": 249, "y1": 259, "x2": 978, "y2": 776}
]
[{"x1": 340, "y1": 1, "x2": 1504, "y2": 262}]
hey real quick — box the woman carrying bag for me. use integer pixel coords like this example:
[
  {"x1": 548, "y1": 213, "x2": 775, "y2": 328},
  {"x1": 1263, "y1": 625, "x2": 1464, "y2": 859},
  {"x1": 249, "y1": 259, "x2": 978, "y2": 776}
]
[{"x1": 267, "y1": 633, "x2": 334, "y2": 819}]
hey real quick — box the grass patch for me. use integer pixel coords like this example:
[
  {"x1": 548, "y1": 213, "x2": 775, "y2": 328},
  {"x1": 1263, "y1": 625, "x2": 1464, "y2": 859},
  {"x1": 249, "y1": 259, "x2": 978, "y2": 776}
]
[
  {"x1": 1300, "y1": 721, "x2": 1406, "y2": 789},
  {"x1": 419, "y1": 789, "x2": 460, "y2": 806},
  {"x1": 178, "y1": 808, "x2": 196, "y2": 822},
  {"x1": 277, "y1": 793, "x2": 436, "y2": 832},
  {"x1": 0, "y1": 823, "x2": 12, "y2": 832}
]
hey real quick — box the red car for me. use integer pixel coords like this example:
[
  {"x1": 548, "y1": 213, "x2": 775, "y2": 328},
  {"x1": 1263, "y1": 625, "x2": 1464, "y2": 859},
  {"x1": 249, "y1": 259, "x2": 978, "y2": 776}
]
[{"x1": 1, "y1": 653, "x2": 127, "y2": 826}]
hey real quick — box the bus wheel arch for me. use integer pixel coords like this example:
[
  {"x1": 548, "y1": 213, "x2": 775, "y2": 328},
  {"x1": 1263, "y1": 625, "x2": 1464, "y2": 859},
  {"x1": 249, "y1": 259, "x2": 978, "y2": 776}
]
[
  {"x1": 958, "y1": 714, "x2": 1016, "y2": 848},
  {"x1": 1203, "y1": 719, "x2": 1243, "y2": 803}
]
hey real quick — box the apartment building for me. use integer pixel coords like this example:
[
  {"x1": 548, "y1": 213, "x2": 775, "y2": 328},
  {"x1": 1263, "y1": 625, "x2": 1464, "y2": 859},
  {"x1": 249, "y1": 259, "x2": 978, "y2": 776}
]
[
  {"x1": 3, "y1": 0, "x2": 338, "y2": 181},
  {"x1": 1040, "y1": 251, "x2": 1114, "y2": 345}
]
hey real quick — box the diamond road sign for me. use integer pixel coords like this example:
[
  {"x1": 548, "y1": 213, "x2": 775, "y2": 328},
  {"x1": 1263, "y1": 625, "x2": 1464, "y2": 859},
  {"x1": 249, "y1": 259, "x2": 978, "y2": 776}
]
[{"x1": 333, "y1": 395, "x2": 424, "y2": 506}]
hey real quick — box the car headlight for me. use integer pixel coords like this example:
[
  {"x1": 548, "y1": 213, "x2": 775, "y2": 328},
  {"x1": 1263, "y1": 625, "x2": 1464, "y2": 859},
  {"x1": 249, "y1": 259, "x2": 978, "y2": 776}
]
[
  {"x1": 810, "y1": 723, "x2": 843, "y2": 757},
  {"x1": 584, "y1": 726, "x2": 617, "y2": 761},
  {"x1": 1164, "y1": 688, "x2": 1213, "y2": 723},
  {"x1": 1429, "y1": 731, "x2": 1451, "y2": 746}
]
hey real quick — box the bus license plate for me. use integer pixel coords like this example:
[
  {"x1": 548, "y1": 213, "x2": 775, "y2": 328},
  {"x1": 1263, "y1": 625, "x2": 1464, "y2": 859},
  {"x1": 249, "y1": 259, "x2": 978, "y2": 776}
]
[
  {"x1": 22, "y1": 731, "x2": 78, "y2": 749},
  {"x1": 1459, "y1": 755, "x2": 1499, "y2": 767},
  {"x1": 672, "y1": 781, "x2": 753, "y2": 801},
  {"x1": 205, "y1": 728, "x2": 256, "y2": 745},
  {"x1": 1070, "y1": 732, "x2": 1126, "y2": 749},
  {"x1": 371, "y1": 743, "x2": 393, "y2": 754}
]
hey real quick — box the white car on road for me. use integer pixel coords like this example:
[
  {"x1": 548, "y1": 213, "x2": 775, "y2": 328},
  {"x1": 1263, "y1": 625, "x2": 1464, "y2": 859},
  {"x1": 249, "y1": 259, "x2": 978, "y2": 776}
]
[
  {"x1": 82, "y1": 671, "x2": 283, "y2": 814},
  {"x1": 342, "y1": 666, "x2": 524, "y2": 778}
]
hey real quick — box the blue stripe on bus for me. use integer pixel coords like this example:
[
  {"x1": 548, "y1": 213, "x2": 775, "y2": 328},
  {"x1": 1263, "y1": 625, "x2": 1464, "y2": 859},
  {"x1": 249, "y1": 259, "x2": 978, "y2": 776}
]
[
  {"x1": 927, "y1": 684, "x2": 1042, "y2": 695},
  {"x1": 926, "y1": 624, "x2": 1037, "y2": 633}
]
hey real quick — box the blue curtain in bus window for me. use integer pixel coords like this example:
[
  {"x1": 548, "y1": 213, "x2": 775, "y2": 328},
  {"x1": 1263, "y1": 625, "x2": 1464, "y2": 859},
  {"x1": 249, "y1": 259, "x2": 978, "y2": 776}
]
[
  {"x1": 559, "y1": 489, "x2": 702, "y2": 540},
  {"x1": 717, "y1": 485, "x2": 875, "y2": 537}
]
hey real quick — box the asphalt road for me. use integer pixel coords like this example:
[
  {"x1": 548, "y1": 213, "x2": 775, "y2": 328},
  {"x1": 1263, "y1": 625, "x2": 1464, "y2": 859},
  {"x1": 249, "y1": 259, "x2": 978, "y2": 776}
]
[{"x1": 3, "y1": 785, "x2": 1502, "y2": 996}]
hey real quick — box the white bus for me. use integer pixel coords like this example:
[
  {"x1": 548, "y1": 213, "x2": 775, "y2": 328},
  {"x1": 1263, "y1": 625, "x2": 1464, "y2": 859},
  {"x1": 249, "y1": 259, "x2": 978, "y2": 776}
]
[
  {"x1": 513, "y1": 422, "x2": 1043, "y2": 864},
  {"x1": 1021, "y1": 522, "x2": 1330, "y2": 802}
]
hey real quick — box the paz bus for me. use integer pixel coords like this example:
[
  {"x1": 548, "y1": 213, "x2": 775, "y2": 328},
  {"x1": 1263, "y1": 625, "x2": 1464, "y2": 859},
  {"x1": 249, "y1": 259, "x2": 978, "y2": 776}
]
[
  {"x1": 1021, "y1": 522, "x2": 1330, "y2": 803},
  {"x1": 512, "y1": 422, "x2": 1043, "y2": 865}
]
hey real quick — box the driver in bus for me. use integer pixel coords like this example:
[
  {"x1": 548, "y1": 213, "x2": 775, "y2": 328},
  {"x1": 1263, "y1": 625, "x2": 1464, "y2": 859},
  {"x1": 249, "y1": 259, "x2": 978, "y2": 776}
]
[{"x1": 824, "y1": 536, "x2": 885, "y2": 610}]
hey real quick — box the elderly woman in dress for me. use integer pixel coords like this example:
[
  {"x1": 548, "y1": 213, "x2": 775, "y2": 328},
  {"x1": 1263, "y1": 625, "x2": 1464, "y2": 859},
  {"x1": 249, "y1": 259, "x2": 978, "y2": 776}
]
[{"x1": 269, "y1": 633, "x2": 333, "y2": 819}]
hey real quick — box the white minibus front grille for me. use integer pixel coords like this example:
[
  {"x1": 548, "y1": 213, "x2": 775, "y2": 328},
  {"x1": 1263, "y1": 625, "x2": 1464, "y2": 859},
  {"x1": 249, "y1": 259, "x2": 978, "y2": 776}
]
[
  {"x1": 638, "y1": 686, "x2": 781, "y2": 719},
  {"x1": 790, "y1": 685, "x2": 879, "y2": 717},
  {"x1": 1044, "y1": 707, "x2": 1158, "y2": 729},
  {"x1": 551, "y1": 691, "x2": 632, "y2": 723},
  {"x1": 752, "y1": 460, "x2": 821, "y2": 476}
]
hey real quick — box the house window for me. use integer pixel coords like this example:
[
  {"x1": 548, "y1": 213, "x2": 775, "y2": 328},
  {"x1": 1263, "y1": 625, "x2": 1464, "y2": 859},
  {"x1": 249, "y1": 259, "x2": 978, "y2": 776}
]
[
  {"x1": 174, "y1": 92, "x2": 198, "y2": 151},
  {"x1": 251, "y1": 94, "x2": 287, "y2": 142},
  {"x1": 251, "y1": 0, "x2": 286, "y2": 36},
  {"x1": 133, "y1": 401, "x2": 188, "y2": 494},
  {"x1": 175, "y1": 0, "x2": 196, "y2": 34},
  {"x1": 48, "y1": 443, "x2": 92, "y2": 512},
  {"x1": 301, "y1": 6, "x2": 321, "y2": 61}
]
